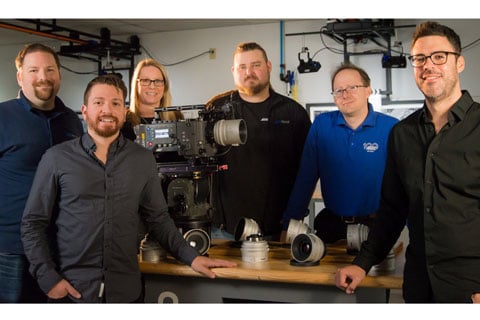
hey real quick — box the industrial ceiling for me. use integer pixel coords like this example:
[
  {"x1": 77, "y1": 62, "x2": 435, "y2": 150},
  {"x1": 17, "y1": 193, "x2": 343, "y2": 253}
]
[{"x1": 0, "y1": 19, "x2": 282, "y2": 46}]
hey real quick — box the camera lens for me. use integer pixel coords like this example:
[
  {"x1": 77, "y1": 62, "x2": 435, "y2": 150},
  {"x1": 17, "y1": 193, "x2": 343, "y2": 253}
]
[
  {"x1": 286, "y1": 219, "x2": 311, "y2": 243},
  {"x1": 371, "y1": 248, "x2": 396, "y2": 272},
  {"x1": 213, "y1": 119, "x2": 247, "y2": 146},
  {"x1": 234, "y1": 217, "x2": 260, "y2": 241},
  {"x1": 346, "y1": 224, "x2": 369, "y2": 255},
  {"x1": 183, "y1": 228, "x2": 210, "y2": 256},
  {"x1": 301, "y1": 242, "x2": 311, "y2": 254},
  {"x1": 139, "y1": 236, "x2": 167, "y2": 262},
  {"x1": 240, "y1": 235, "x2": 269, "y2": 263},
  {"x1": 291, "y1": 233, "x2": 326, "y2": 263}
]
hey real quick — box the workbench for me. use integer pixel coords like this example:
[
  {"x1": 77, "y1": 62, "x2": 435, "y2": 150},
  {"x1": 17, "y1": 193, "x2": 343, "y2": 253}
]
[{"x1": 139, "y1": 239, "x2": 404, "y2": 303}]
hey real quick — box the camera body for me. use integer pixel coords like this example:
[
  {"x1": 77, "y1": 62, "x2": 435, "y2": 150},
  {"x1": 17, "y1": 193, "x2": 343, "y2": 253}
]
[{"x1": 134, "y1": 104, "x2": 246, "y2": 159}]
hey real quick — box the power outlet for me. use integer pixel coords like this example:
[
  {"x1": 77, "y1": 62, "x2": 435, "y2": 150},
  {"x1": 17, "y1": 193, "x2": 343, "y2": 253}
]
[{"x1": 209, "y1": 48, "x2": 216, "y2": 59}]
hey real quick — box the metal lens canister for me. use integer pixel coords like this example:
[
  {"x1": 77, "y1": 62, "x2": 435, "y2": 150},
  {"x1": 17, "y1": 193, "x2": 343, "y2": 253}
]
[
  {"x1": 290, "y1": 233, "x2": 326, "y2": 266},
  {"x1": 140, "y1": 235, "x2": 167, "y2": 262},
  {"x1": 346, "y1": 224, "x2": 369, "y2": 255},
  {"x1": 240, "y1": 234, "x2": 269, "y2": 263},
  {"x1": 371, "y1": 248, "x2": 396, "y2": 273},
  {"x1": 286, "y1": 219, "x2": 312, "y2": 243},
  {"x1": 234, "y1": 217, "x2": 261, "y2": 242}
]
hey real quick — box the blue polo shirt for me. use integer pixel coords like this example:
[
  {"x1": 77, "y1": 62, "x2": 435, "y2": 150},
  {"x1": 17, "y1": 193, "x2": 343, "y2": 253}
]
[
  {"x1": 282, "y1": 104, "x2": 398, "y2": 228},
  {"x1": 0, "y1": 91, "x2": 83, "y2": 254}
]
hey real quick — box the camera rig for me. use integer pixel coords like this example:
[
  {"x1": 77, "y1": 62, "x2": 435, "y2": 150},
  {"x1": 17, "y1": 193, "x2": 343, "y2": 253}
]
[
  {"x1": 134, "y1": 103, "x2": 247, "y2": 254},
  {"x1": 135, "y1": 104, "x2": 246, "y2": 158}
]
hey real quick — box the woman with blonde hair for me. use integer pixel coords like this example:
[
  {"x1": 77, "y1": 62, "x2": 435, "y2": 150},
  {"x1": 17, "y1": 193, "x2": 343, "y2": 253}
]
[{"x1": 121, "y1": 58, "x2": 182, "y2": 140}]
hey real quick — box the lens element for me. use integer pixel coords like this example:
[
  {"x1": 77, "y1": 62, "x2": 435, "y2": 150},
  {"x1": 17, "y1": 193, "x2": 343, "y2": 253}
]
[{"x1": 291, "y1": 233, "x2": 326, "y2": 264}]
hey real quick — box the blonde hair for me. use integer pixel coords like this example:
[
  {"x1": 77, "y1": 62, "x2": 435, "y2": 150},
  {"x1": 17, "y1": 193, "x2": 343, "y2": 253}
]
[{"x1": 128, "y1": 58, "x2": 181, "y2": 126}]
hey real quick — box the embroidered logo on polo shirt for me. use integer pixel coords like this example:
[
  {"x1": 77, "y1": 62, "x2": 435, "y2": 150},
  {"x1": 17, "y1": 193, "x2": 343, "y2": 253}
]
[{"x1": 363, "y1": 142, "x2": 379, "y2": 153}]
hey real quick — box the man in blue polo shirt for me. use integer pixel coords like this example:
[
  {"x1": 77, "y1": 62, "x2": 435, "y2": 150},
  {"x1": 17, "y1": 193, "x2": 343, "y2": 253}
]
[
  {"x1": 281, "y1": 63, "x2": 398, "y2": 243},
  {"x1": 0, "y1": 43, "x2": 83, "y2": 302}
]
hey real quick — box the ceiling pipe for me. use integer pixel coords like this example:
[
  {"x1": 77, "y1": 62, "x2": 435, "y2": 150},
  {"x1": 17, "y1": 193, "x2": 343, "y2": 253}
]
[
  {"x1": 279, "y1": 20, "x2": 289, "y2": 83},
  {"x1": 0, "y1": 21, "x2": 88, "y2": 44}
]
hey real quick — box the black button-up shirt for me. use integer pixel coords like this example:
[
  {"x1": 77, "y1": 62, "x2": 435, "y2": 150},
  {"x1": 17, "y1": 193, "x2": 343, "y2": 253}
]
[
  {"x1": 21, "y1": 134, "x2": 198, "y2": 302},
  {"x1": 354, "y1": 91, "x2": 480, "y2": 302}
]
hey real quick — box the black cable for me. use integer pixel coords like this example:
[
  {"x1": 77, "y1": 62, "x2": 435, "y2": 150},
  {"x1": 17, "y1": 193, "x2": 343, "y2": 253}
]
[
  {"x1": 319, "y1": 26, "x2": 344, "y2": 55},
  {"x1": 311, "y1": 47, "x2": 328, "y2": 60},
  {"x1": 369, "y1": 37, "x2": 404, "y2": 55},
  {"x1": 61, "y1": 65, "x2": 97, "y2": 75},
  {"x1": 140, "y1": 45, "x2": 211, "y2": 67},
  {"x1": 462, "y1": 38, "x2": 480, "y2": 52},
  {"x1": 163, "y1": 50, "x2": 211, "y2": 66}
]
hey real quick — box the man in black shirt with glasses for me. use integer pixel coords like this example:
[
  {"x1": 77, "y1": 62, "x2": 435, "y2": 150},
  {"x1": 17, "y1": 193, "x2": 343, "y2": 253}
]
[{"x1": 336, "y1": 21, "x2": 480, "y2": 303}]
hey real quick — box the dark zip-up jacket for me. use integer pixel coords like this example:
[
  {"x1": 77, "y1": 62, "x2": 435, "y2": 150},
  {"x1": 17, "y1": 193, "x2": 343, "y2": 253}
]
[
  {"x1": 0, "y1": 91, "x2": 83, "y2": 254},
  {"x1": 210, "y1": 89, "x2": 311, "y2": 237}
]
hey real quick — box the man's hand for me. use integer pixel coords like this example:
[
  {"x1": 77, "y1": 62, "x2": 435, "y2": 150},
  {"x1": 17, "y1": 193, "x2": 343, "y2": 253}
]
[
  {"x1": 471, "y1": 292, "x2": 480, "y2": 303},
  {"x1": 279, "y1": 230, "x2": 288, "y2": 243},
  {"x1": 47, "y1": 279, "x2": 82, "y2": 299},
  {"x1": 334, "y1": 265, "x2": 366, "y2": 294},
  {"x1": 191, "y1": 256, "x2": 237, "y2": 278}
]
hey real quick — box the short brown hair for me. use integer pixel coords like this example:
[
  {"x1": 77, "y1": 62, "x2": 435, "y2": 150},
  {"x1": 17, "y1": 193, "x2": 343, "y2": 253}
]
[
  {"x1": 83, "y1": 74, "x2": 128, "y2": 105},
  {"x1": 411, "y1": 21, "x2": 462, "y2": 54},
  {"x1": 331, "y1": 63, "x2": 371, "y2": 91},
  {"x1": 233, "y1": 42, "x2": 269, "y2": 62},
  {"x1": 15, "y1": 43, "x2": 61, "y2": 70}
]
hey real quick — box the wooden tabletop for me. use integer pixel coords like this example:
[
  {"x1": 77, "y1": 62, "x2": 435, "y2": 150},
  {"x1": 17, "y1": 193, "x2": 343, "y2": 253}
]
[{"x1": 139, "y1": 239, "x2": 404, "y2": 289}]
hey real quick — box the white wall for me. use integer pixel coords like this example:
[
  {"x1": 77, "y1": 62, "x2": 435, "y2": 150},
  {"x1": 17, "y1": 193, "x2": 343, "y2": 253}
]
[
  {"x1": 0, "y1": 19, "x2": 479, "y2": 111},
  {"x1": 283, "y1": 19, "x2": 480, "y2": 106}
]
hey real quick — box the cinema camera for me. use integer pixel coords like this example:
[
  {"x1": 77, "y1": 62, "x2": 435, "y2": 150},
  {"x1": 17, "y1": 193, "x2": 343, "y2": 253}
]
[
  {"x1": 135, "y1": 104, "x2": 246, "y2": 158},
  {"x1": 134, "y1": 104, "x2": 247, "y2": 255}
]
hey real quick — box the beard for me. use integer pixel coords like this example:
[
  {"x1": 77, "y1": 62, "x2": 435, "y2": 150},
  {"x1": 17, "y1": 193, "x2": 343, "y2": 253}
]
[
  {"x1": 86, "y1": 114, "x2": 122, "y2": 138},
  {"x1": 417, "y1": 69, "x2": 459, "y2": 102},
  {"x1": 33, "y1": 80, "x2": 56, "y2": 101},
  {"x1": 94, "y1": 124, "x2": 119, "y2": 138},
  {"x1": 238, "y1": 75, "x2": 270, "y2": 96}
]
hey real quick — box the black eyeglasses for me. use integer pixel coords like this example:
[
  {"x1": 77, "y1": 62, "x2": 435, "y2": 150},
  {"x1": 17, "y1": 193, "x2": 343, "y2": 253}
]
[
  {"x1": 408, "y1": 51, "x2": 460, "y2": 67},
  {"x1": 331, "y1": 85, "x2": 368, "y2": 97},
  {"x1": 137, "y1": 78, "x2": 165, "y2": 87}
]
